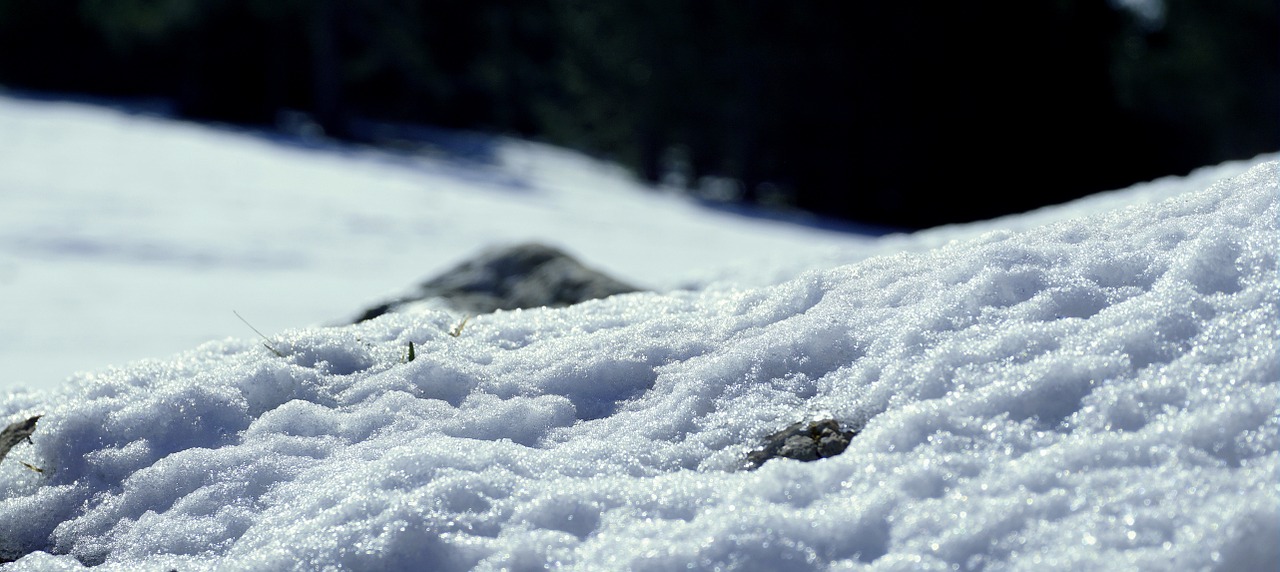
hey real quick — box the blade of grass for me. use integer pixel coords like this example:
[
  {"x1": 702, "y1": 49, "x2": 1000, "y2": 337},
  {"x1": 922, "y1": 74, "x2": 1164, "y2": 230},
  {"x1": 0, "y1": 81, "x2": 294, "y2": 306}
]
[{"x1": 234, "y1": 310, "x2": 285, "y2": 357}]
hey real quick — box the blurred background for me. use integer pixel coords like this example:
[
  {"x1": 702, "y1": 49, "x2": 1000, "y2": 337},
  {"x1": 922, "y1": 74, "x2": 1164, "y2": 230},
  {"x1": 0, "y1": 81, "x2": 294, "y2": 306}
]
[{"x1": 0, "y1": 0, "x2": 1275, "y2": 229}]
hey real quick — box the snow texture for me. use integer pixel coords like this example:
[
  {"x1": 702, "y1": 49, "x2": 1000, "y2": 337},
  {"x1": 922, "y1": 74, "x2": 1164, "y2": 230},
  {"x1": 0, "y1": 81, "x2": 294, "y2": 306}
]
[{"x1": 0, "y1": 147, "x2": 1275, "y2": 569}]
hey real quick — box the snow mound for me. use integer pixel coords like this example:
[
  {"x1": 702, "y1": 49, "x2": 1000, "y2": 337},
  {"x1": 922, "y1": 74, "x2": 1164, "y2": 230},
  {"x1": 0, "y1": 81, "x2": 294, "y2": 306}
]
[{"x1": 0, "y1": 162, "x2": 1276, "y2": 570}]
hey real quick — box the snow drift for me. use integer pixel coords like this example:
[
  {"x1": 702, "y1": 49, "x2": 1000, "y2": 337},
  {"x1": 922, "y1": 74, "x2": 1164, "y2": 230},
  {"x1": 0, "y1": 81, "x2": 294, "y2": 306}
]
[{"x1": 0, "y1": 158, "x2": 1274, "y2": 569}]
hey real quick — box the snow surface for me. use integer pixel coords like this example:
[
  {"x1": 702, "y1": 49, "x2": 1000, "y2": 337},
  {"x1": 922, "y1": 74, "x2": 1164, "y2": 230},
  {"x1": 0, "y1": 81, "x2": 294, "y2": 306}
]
[
  {"x1": 0, "y1": 94, "x2": 882, "y2": 393},
  {"x1": 0, "y1": 94, "x2": 1277, "y2": 570}
]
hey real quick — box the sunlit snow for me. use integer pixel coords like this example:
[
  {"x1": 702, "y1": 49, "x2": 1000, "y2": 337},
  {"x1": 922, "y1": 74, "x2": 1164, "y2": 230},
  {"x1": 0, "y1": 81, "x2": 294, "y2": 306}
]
[
  {"x1": 0, "y1": 94, "x2": 1276, "y2": 570},
  {"x1": 0, "y1": 94, "x2": 883, "y2": 393}
]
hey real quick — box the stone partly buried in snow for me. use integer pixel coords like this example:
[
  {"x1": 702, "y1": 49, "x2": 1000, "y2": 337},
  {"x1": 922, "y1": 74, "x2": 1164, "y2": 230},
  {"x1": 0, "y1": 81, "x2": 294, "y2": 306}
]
[
  {"x1": 0, "y1": 415, "x2": 39, "y2": 467},
  {"x1": 354, "y1": 242, "x2": 640, "y2": 320},
  {"x1": 745, "y1": 419, "x2": 858, "y2": 469}
]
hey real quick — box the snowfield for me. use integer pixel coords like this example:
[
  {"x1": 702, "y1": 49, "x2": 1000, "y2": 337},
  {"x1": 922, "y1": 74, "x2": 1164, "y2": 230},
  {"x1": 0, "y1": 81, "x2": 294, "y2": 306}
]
[
  {"x1": 0, "y1": 94, "x2": 1277, "y2": 570},
  {"x1": 0, "y1": 94, "x2": 882, "y2": 392}
]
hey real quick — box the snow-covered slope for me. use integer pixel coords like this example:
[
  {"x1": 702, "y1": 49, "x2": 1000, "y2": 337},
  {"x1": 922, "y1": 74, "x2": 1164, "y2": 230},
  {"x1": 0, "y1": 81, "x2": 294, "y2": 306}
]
[
  {"x1": 0, "y1": 93, "x2": 1274, "y2": 569},
  {"x1": 1, "y1": 95, "x2": 1270, "y2": 394},
  {"x1": 0, "y1": 94, "x2": 881, "y2": 393}
]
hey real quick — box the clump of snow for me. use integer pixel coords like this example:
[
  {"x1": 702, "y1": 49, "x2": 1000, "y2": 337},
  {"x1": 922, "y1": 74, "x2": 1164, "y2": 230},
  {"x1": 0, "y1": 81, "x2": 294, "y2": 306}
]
[{"x1": 0, "y1": 158, "x2": 1274, "y2": 569}]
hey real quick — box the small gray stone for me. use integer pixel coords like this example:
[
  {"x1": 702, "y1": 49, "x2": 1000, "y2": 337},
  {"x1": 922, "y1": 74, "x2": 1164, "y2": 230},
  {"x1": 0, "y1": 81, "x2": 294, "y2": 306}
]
[
  {"x1": 778, "y1": 434, "x2": 821, "y2": 461},
  {"x1": 353, "y1": 242, "x2": 640, "y2": 321},
  {"x1": 0, "y1": 415, "x2": 39, "y2": 466},
  {"x1": 817, "y1": 432, "x2": 850, "y2": 457},
  {"x1": 744, "y1": 418, "x2": 859, "y2": 469}
]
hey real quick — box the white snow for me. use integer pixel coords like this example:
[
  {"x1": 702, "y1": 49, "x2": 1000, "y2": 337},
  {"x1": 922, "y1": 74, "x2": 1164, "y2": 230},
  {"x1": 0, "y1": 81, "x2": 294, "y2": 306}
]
[
  {"x1": 0, "y1": 95, "x2": 882, "y2": 393},
  {"x1": 0, "y1": 94, "x2": 1276, "y2": 570}
]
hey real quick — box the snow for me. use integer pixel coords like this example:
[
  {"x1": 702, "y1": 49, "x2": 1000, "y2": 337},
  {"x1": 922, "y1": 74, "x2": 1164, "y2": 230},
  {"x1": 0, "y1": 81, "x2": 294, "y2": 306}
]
[
  {"x1": 0, "y1": 94, "x2": 1277, "y2": 570},
  {"x1": 0, "y1": 94, "x2": 882, "y2": 393}
]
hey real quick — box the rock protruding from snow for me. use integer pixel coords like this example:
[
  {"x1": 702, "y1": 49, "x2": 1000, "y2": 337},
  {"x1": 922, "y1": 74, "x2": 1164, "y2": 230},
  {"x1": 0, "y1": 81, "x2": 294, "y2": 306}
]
[
  {"x1": 745, "y1": 419, "x2": 859, "y2": 469},
  {"x1": 355, "y1": 243, "x2": 639, "y2": 320},
  {"x1": 0, "y1": 416, "x2": 39, "y2": 467}
]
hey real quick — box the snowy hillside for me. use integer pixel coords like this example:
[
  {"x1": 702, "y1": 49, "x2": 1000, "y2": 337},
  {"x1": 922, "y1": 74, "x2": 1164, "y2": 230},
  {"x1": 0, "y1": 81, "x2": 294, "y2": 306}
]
[
  {"x1": 0, "y1": 94, "x2": 881, "y2": 393},
  {"x1": 0, "y1": 94, "x2": 1277, "y2": 570}
]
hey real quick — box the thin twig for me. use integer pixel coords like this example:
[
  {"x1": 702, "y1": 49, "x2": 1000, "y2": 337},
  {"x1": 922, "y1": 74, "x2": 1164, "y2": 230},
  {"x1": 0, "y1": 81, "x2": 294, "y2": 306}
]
[
  {"x1": 234, "y1": 310, "x2": 285, "y2": 357},
  {"x1": 449, "y1": 315, "x2": 471, "y2": 338}
]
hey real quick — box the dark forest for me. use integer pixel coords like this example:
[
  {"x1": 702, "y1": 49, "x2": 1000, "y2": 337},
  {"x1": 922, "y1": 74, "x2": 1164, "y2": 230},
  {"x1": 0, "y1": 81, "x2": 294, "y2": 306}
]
[{"x1": 0, "y1": 0, "x2": 1274, "y2": 228}]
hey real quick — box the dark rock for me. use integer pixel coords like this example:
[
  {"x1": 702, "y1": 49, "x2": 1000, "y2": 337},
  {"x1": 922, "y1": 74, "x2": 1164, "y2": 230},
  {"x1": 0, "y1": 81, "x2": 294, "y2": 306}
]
[
  {"x1": 354, "y1": 243, "x2": 640, "y2": 320},
  {"x1": 353, "y1": 302, "x2": 395, "y2": 323},
  {"x1": 817, "y1": 431, "x2": 850, "y2": 457},
  {"x1": 778, "y1": 434, "x2": 821, "y2": 461},
  {"x1": 0, "y1": 415, "x2": 39, "y2": 466},
  {"x1": 745, "y1": 418, "x2": 857, "y2": 470}
]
